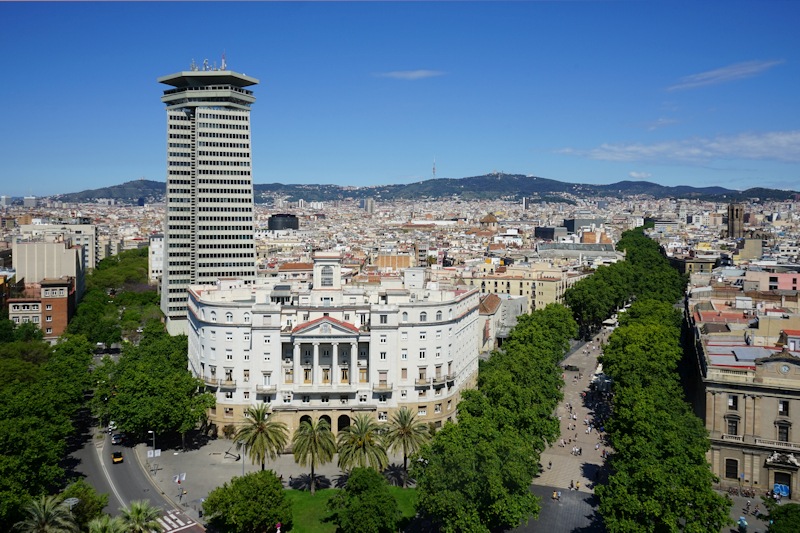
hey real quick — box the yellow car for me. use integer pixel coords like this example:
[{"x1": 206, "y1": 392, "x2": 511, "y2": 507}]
[{"x1": 111, "y1": 451, "x2": 123, "y2": 464}]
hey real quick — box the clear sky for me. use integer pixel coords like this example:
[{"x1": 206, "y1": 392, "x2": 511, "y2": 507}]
[{"x1": 1, "y1": 1, "x2": 798, "y2": 196}]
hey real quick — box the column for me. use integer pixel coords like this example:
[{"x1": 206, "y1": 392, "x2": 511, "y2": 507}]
[
  {"x1": 707, "y1": 391, "x2": 716, "y2": 436},
  {"x1": 293, "y1": 342, "x2": 301, "y2": 385},
  {"x1": 313, "y1": 342, "x2": 320, "y2": 384},
  {"x1": 350, "y1": 342, "x2": 358, "y2": 385},
  {"x1": 332, "y1": 343, "x2": 339, "y2": 387}
]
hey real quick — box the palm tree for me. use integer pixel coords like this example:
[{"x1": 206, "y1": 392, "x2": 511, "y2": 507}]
[
  {"x1": 336, "y1": 413, "x2": 388, "y2": 472},
  {"x1": 383, "y1": 406, "x2": 430, "y2": 487},
  {"x1": 292, "y1": 417, "x2": 337, "y2": 495},
  {"x1": 14, "y1": 495, "x2": 78, "y2": 533},
  {"x1": 235, "y1": 403, "x2": 289, "y2": 471},
  {"x1": 119, "y1": 500, "x2": 163, "y2": 533},
  {"x1": 87, "y1": 515, "x2": 126, "y2": 533}
]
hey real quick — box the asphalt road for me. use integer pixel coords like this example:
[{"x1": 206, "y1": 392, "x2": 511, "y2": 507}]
[{"x1": 68, "y1": 422, "x2": 203, "y2": 532}]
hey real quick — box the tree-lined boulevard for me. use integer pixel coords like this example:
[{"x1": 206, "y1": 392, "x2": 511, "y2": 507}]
[{"x1": 5, "y1": 233, "x2": 800, "y2": 531}]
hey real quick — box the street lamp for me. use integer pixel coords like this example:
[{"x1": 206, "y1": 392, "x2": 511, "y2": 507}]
[{"x1": 147, "y1": 430, "x2": 155, "y2": 454}]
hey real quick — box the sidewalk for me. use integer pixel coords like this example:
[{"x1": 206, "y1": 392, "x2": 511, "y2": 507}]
[
  {"x1": 535, "y1": 332, "x2": 608, "y2": 494},
  {"x1": 134, "y1": 436, "x2": 403, "y2": 524}
]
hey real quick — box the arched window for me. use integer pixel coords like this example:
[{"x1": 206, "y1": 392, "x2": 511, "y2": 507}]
[
  {"x1": 226, "y1": 312, "x2": 233, "y2": 323},
  {"x1": 321, "y1": 266, "x2": 334, "y2": 287},
  {"x1": 243, "y1": 312, "x2": 251, "y2": 324},
  {"x1": 402, "y1": 312, "x2": 408, "y2": 322},
  {"x1": 436, "y1": 311, "x2": 443, "y2": 321},
  {"x1": 210, "y1": 311, "x2": 217, "y2": 323},
  {"x1": 420, "y1": 312, "x2": 427, "y2": 322}
]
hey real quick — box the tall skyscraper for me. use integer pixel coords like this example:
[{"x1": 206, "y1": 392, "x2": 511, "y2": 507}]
[{"x1": 158, "y1": 64, "x2": 258, "y2": 335}]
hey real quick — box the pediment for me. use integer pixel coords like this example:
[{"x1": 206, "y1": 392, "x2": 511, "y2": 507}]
[{"x1": 291, "y1": 316, "x2": 359, "y2": 337}]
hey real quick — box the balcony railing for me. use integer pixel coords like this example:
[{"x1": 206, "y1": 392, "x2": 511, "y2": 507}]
[
  {"x1": 372, "y1": 381, "x2": 393, "y2": 392},
  {"x1": 720, "y1": 434, "x2": 744, "y2": 442},
  {"x1": 446, "y1": 373, "x2": 456, "y2": 383},
  {"x1": 219, "y1": 378, "x2": 237, "y2": 389},
  {"x1": 256, "y1": 384, "x2": 277, "y2": 393},
  {"x1": 432, "y1": 375, "x2": 446, "y2": 386},
  {"x1": 415, "y1": 378, "x2": 431, "y2": 387},
  {"x1": 203, "y1": 375, "x2": 219, "y2": 387},
  {"x1": 755, "y1": 438, "x2": 800, "y2": 451}
]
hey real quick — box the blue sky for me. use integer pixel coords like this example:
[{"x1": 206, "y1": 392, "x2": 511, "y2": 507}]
[{"x1": 1, "y1": 1, "x2": 798, "y2": 196}]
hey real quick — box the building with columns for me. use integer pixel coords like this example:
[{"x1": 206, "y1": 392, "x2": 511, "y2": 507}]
[{"x1": 187, "y1": 253, "x2": 481, "y2": 435}]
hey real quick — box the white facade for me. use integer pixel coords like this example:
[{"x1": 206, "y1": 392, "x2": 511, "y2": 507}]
[
  {"x1": 159, "y1": 68, "x2": 259, "y2": 335},
  {"x1": 187, "y1": 254, "x2": 481, "y2": 433},
  {"x1": 148, "y1": 234, "x2": 164, "y2": 285}
]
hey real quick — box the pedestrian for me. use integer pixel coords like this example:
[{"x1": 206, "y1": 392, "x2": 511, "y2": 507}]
[
  {"x1": 570, "y1": 480, "x2": 574, "y2": 490},
  {"x1": 557, "y1": 491, "x2": 562, "y2": 501},
  {"x1": 548, "y1": 460, "x2": 552, "y2": 470},
  {"x1": 552, "y1": 490, "x2": 558, "y2": 501},
  {"x1": 576, "y1": 481, "x2": 580, "y2": 491}
]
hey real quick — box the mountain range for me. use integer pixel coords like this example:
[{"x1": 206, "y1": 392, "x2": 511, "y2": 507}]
[{"x1": 51, "y1": 174, "x2": 798, "y2": 205}]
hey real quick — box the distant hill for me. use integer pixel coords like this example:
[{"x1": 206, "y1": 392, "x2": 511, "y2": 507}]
[
  {"x1": 50, "y1": 174, "x2": 797, "y2": 205},
  {"x1": 54, "y1": 179, "x2": 165, "y2": 204}
]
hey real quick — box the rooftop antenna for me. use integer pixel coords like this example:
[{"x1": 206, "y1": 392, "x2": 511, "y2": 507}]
[
  {"x1": 190, "y1": 58, "x2": 198, "y2": 71},
  {"x1": 221, "y1": 51, "x2": 227, "y2": 70}
]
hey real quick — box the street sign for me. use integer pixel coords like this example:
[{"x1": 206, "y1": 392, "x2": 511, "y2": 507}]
[
  {"x1": 154, "y1": 449, "x2": 161, "y2": 457},
  {"x1": 147, "y1": 450, "x2": 154, "y2": 458}
]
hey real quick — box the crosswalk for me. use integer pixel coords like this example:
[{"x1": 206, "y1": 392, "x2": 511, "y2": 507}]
[{"x1": 156, "y1": 509, "x2": 204, "y2": 532}]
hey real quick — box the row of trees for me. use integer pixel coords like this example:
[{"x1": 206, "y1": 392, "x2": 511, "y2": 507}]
[
  {"x1": 585, "y1": 228, "x2": 731, "y2": 531},
  {"x1": 230, "y1": 405, "x2": 429, "y2": 491},
  {"x1": 68, "y1": 248, "x2": 161, "y2": 347},
  {"x1": 14, "y1": 495, "x2": 163, "y2": 533},
  {"x1": 0, "y1": 326, "x2": 95, "y2": 527},
  {"x1": 202, "y1": 406, "x2": 428, "y2": 532},
  {"x1": 91, "y1": 323, "x2": 215, "y2": 448},
  {"x1": 564, "y1": 229, "x2": 686, "y2": 338},
  {"x1": 411, "y1": 304, "x2": 578, "y2": 532}
]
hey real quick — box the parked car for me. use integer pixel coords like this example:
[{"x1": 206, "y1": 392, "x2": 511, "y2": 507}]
[
  {"x1": 107, "y1": 421, "x2": 118, "y2": 433},
  {"x1": 111, "y1": 433, "x2": 124, "y2": 445},
  {"x1": 111, "y1": 451, "x2": 123, "y2": 464}
]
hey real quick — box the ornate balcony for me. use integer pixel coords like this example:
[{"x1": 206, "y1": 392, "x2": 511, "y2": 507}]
[
  {"x1": 202, "y1": 375, "x2": 219, "y2": 387},
  {"x1": 256, "y1": 384, "x2": 277, "y2": 393},
  {"x1": 755, "y1": 438, "x2": 800, "y2": 452},
  {"x1": 432, "y1": 375, "x2": 447, "y2": 387},
  {"x1": 720, "y1": 434, "x2": 744, "y2": 442},
  {"x1": 415, "y1": 378, "x2": 431, "y2": 387}
]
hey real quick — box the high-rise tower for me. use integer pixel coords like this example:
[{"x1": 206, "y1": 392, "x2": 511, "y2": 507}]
[{"x1": 158, "y1": 63, "x2": 258, "y2": 335}]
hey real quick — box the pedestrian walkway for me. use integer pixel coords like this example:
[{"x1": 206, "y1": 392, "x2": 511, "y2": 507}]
[
  {"x1": 134, "y1": 435, "x2": 404, "y2": 526},
  {"x1": 155, "y1": 509, "x2": 201, "y2": 533},
  {"x1": 535, "y1": 331, "x2": 609, "y2": 495}
]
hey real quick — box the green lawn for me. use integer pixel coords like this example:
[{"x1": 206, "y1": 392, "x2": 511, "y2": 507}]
[{"x1": 286, "y1": 487, "x2": 418, "y2": 532}]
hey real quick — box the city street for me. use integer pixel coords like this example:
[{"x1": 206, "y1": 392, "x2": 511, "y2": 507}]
[{"x1": 69, "y1": 424, "x2": 203, "y2": 532}]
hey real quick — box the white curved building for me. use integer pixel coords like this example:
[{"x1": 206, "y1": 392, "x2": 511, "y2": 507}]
[{"x1": 187, "y1": 253, "x2": 481, "y2": 434}]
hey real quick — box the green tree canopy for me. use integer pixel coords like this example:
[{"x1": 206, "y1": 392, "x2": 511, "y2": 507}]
[
  {"x1": 12, "y1": 495, "x2": 78, "y2": 533},
  {"x1": 234, "y1": 404, "x2": 289, "y2": 471},
  {"x1": 327, "y1": 467, "x2": 399, "y2": 533},
  {"x1": 336, "y1": 413, "x2": 388, "y2": 472},
  {"x1": 383, "y1": 407, "x2": 430, "y2": 487},
  {"x1": 203, "y1": 470, "x2": 291, "y2": 533},
  {"x1": 291, "y1": 417, "x2": 336, "y2": 495}
]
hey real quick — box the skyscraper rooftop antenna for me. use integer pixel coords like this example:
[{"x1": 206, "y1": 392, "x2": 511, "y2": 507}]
[{"x1": 221, "y1": 51, "x2": 227, "y2": 70}]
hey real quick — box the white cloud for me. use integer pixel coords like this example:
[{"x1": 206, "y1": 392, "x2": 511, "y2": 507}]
[
  {"x1": 646, "y1": 117, "x2": 678, "y2": 131},
  {"x1": 667, "y1": 60, "x2": 784, "y2": 91},
  {"x1": 558, "y1": 130, "x2": 800, "y2": 164},
  {"x1": 629, "y1": 171, "x2": 652, "y2": 180},
  {"x1": 376, "y1": 70, "x2": 445, "y2": 80}
]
